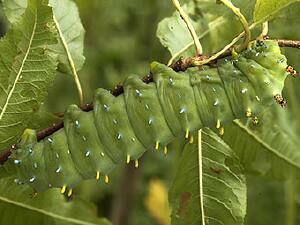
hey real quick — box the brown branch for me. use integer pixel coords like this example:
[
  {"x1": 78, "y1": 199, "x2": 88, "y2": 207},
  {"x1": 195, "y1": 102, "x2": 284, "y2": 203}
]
[
  {"x1": 110, "y1": 163, "x2": 140, "y2": 225},
  {"x1": 0, "y1": 39, "x2": 299, "y2": 165},
  {"x1": 277, "y1": 39, "x2": 300, "y2": 49}
]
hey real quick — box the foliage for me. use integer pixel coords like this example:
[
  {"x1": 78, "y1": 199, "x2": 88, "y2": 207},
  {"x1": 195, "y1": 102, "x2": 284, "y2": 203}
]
[
  {"x1": 169, "y1": 129, "x2": 246, "y2": 225},
  {"x1": 0, "y1": 0, "x2": 300, "y2": 225},
  {"x1": 253, "y1": 0, "x2": 300, "y2": 23},
  {"x1": 3, "y1": 0, "x2": 86, "y2": 74},
  {"x1": 0, "y1": 0, "x2": 57, "y2": 150},
  {"x1": 0, "y1": 177, "x2": 111, "y2": 225}
]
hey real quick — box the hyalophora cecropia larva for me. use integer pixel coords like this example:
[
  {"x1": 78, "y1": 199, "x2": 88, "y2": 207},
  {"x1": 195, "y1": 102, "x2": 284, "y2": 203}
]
[{"x1": 4, "y1": 40, "x2": 289, "y2": 194}]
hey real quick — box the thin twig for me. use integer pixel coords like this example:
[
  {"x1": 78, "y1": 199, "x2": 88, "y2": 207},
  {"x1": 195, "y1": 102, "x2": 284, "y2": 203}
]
[
  {"x1": 53, "y1": 16, "x2": 84, "y2": 107},
  {"x1": 171, "y1": 0, "x2": 203, "y2": 56},
  {"x1": 260, "y1": 21, "x2": 269, "y2": 40},
  {"x1": 167, "y1": 16, "x2": 226, "y2": 65},
  {"x1": 277, "y1": 39, "x2": 300, "y2": 49},
  {"x1": 218, "y1": 0, "x2": 251, "y2": 51},
  {"x1": 110, "y1": 164, "x2": 139, "y2": 225},
  {"x1": 0, "y1": 38, "x2": 299, "y2": 165},
  {"x1": 168, "y1": 1, "x2": 251, "y2": 66}
]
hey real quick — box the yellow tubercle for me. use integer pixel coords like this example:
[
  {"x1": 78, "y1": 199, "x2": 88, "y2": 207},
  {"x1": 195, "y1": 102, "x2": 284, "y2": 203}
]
[
  {"x1": 61, "y1": 185, "x2": 66, "y2": 194},
  {"x1": 252, "y1": 116, "x2": 259, "y2": 125},
  {"x1": 155, "y1": 141, "x2": 159, "y2": 150},
  {"x1": 219, "y1": 127, "x2": 225, "y2": 136},
  {"x1": 135, "y1": 159, "x2": 139, "y2": 168},
  {"x1": 163, "y1": 146, "x2": 168, "y2": 155},
  {"x1": 31, "y1": 192, "x2": 38, "y2": 198},
  {"x1": 246, "y1": 110, "x2": 252, "y2": 117},
  {"x1": 231, "y1": 48, "x2": 238, "y2": 60},
  {"x1": 104, "y1": 175, "x2": 109, "y2": 184},
  {"x1": 185, "y1": 129, "x2": 189, "y2": 139},
  {"x1": 189, "y1": 135, "x2": 194, "y2": 144},
  {"x1": 216, "y1": 119, "x2": 221, "y2": 129},
  {"x1": 126, "y1": 155, "x2": 131, "y2": 164},
  {"x1": 67, "y1": 189, "x2": 73, "y2": 197},
  {"x1": 96, "y1": 171, "x2": 100, "y2": 180}
]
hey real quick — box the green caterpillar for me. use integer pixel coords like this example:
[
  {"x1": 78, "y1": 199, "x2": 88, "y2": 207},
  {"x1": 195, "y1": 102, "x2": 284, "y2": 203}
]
[{"x1": 3, "y1": 40, "x2": 288, "y2": 194}]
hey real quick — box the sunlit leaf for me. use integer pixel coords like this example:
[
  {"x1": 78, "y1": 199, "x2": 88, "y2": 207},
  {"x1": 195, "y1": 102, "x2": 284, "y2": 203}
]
[
  {"x1": 0, "y1": 0, "x2": 57, "y2": 151},
  {"x1": 2, "y1": 0, "x2": 86, "y2": 74},
  {"x1": 169, "y1": 129, "x2": 246, "y2": 225},
  {"x1": 224, "y1": 105, "x2": 300, "y2": 179},
  {"x1": 156, "y1": 0, "x2": 255, "y2": 60},
  {"x1": 254, "y1": 0, "x2": 300, "y2": 23}
]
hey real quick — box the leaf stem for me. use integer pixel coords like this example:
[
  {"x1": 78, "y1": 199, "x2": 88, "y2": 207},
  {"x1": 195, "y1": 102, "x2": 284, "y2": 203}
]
[
  {"x1": 257, "y1": 21, "x2": 269, "y2": 40},
  {"x1": 178, "y1": 0, "x2": 252, "y2": 67},
  {"x1": 53, "y1": 16, "x2": 84, "y2": 107},
  {"x1": 171, "y1": 0, "x2": 203, "y2": 56},
  {"x1": 218, "y1": 0, "x2": 251, "y2": 52},
  {"x1": 192, "y1": 22, "x2": 256, "y2": 66},
  {"x1": 285, "y1": 179, "x2": 297, "y2": 225},
  {"x1": 198, "y1": 129, "x2": 205, "y2": 225},
  {"x1": 261, "y1": 21, "x2": 268, "y2": 38}
]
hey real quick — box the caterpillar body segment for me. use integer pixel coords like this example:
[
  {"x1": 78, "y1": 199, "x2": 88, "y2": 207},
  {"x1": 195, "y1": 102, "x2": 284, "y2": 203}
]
[
  {"x1": 94, "y1": 88, "x2": 146, "y2": 162},
  {"x1": 189, "y1": 66, "x2": 235, "y2": 128},
  {"x1": 43, "y1": 130, "x2": 82, "y2": 191},
  {"x1": 5, "y1": 40, "x2": 288, "y2": 192},
  {"x1": 152, "y1": 63, "x2": 203, "y2": 137},
  {"x1": 124, "y1": 76, "x2": 174, "y2": 149},
  {"x1": 64, "y1": 106, "x2": 116, "y2": 178}
]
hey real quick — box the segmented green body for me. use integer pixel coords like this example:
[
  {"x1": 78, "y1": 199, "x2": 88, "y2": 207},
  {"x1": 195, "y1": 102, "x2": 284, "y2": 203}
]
[{"x1": 5, "y1": 40, "x2": 288, "y2": 192}]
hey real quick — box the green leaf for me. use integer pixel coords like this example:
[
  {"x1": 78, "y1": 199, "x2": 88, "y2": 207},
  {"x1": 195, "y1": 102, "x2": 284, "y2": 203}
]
[
  {"x1": 156, "y1": 2, "x2": 203, "y2": 57},
  {"x1": 2, "y1": 0, "x2": 86, "y2": 74},
  {"x1": 1, "y1": 0, "x2": 27, "y2": 24},
  {"x1": 48, "y1": 0, "x2": 85, "y2": 74},
  {"x1": 169, "y1": 129, "x2": 246, "y2": 225},
  {"x1": 253, "y1": 0, "x2": 300, "y2": 23},
  {"x1": 0, "y1": 0, "x2": 57, "y2": 151},
  {"x1": 156, "y1": 0, "x2": 255, "y2": 59},
  {"x1": 223, "y1": 105, "x2": 300, "y2": 179},
  {"x1": 0, "y1": 177, "x2": 111, "y2": 225}
]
